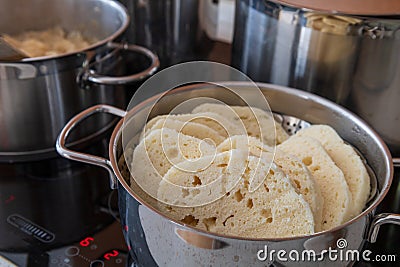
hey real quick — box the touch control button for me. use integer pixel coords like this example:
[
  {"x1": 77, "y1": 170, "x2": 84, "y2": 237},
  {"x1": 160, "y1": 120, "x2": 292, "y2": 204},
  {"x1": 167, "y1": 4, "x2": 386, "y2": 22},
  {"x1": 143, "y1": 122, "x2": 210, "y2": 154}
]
[
  {"x1": 90, "y1": 260, "x2": 104, "y2": 267},
  {"x1": 64, "y1": 247, "x2": 80, "y2": 257}
]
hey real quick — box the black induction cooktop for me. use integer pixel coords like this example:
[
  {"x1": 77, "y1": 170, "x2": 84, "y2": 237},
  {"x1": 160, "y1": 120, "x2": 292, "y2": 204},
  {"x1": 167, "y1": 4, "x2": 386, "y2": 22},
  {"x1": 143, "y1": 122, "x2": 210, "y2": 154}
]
[
  {"x1": 0, "y1": 157, "x2": 398, "y2": 267},
  {"x1": 0, "y1": 221, "x2": 127, "y2": 267},
  {"x1": 0, "y1": 154, "x2": 129, "y2": 267}
]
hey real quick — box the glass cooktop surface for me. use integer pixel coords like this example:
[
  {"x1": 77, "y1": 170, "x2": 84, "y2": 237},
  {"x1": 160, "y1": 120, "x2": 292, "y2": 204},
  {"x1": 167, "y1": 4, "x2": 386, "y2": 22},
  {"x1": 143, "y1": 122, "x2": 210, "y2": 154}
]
[
  {"x1": 0, "y1": 157, "x2": 128, "y2": 267},
  {"x1": 0, "y1": 159, "x2": 398, "y2": 267}
]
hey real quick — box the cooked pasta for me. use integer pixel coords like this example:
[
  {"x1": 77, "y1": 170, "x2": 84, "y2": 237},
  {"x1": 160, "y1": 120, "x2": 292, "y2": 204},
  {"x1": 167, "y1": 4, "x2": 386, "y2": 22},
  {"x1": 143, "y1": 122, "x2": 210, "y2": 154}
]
[
  {"x1": 4, "y1": 26, "x2": 97, "y2": 57},
  {"x1": 305, "y1": 13, "x2": 361, "y2": 35}
]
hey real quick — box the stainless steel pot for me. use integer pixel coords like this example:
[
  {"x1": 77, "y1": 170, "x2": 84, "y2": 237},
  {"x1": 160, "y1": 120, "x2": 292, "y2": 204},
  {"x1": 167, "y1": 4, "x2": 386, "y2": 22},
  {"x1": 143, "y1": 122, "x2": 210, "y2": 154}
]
[
  {"x1": 232, "y1": 0, "x2": 400, "y2": 156},
  {"x1": 56, "y1": 82, "x2": 400, "y2": 266},
  {"x1": 118, "y1": 0, "x2": 214, "y2": 68},
  {"x1": 0, "y1": 0, "x2": 159, "y2": 162}
]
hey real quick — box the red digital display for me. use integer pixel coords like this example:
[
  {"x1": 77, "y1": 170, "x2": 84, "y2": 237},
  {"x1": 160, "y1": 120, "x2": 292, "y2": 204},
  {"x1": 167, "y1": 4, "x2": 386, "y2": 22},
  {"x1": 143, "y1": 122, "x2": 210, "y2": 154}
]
[
  {"x1": 79, "y1": 237, "x2": 94, "y2": 247},
  {"x1": 5, "y1": 195, "x2": 15, "y2": 204},
  {"x1": 104, "y1": 250, "x2": 119, "y2": 260}
]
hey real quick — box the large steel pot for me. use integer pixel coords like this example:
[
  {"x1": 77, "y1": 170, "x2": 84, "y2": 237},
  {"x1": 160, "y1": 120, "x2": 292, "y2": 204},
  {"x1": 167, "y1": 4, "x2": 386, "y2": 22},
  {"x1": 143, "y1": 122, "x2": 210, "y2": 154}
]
[
  {"x1": 118, "y1": 0, "x2": 214, "y2": 69},
  {"x1": 0, "y1": 0, "x2": 159, "y2": 162},
  {"x1": 232, "y1": 0, "x2": 400, "y2": 156},
  {"x1": 56, "y1": 82, "x2": 400, "y2": 266}
]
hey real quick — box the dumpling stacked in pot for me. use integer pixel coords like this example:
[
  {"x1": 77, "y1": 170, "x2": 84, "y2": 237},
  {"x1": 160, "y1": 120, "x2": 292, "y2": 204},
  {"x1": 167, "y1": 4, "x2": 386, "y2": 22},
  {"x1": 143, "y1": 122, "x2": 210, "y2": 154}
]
[{"x1": 128, "y1": 103, "x2": 370, "y2": 238}]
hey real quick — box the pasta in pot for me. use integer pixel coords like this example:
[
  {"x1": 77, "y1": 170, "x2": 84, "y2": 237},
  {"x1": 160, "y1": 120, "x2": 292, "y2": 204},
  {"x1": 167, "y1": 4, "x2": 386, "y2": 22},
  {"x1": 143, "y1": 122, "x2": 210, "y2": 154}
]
[
  {"x1": 4, "y1": 26, "x2": 98, "y2": 57},
  {"x1": 304, "y1": 13, "x2": 361, "y2": 35}
]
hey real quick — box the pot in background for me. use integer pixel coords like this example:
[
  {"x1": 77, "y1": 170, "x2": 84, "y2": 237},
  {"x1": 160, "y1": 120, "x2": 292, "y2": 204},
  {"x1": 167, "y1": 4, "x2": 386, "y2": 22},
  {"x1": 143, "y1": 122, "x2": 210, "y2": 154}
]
[
  {"x1": 56, "y1": 82, "x2": 400, "y2": 266},
  {"x1": 0, "y1": 0, "x2": 159, "y2": 162},
  {"x1": 119, "y1": 0, "x2": 214, "y2": 68},
  {"x1": 232, "y1": 0, "x2": 400, "y2": 156}
]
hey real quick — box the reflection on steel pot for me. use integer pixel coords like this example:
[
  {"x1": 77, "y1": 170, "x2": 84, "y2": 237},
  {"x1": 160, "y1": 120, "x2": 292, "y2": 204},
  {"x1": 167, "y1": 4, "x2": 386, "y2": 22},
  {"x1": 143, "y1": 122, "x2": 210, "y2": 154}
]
[
  {"x1": 0, "y1": 139, "x2": 114, "y2": 251},
  {"x1": 232, "y1": 0, "x2": 400, "y2": 156},
  {"x1": 119, "y1": 0, "x2": 214, "y2": 68},
  {"x1": 56, "y1": 83, "x2": 400, "y2": 266},
  {"x1": 0, "y1": 0, "x2": 159, "y2": 162}
]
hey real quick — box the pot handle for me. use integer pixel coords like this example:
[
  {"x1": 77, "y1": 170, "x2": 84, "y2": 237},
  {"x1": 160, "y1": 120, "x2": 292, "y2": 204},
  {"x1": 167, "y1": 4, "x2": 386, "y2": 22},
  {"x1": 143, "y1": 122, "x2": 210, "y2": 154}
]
[
  {"x1": 367, "y1": 158, "x2": 400, "y2": 242},
  {"x1": 56, "y1": 104, "x2": 126, "y2": 189},
  {"x1": 175, "y1": 228, "x2": 228, "y2": 249},
  {"x1": 368, "y1": 213, "x2": 400, "y2": 243},
  {"x1": 78, "y1": 42, "x2": 159, "y2": 87},
  {"x1": 394, "y1": 158, "x2": 400, "y2": 168}
]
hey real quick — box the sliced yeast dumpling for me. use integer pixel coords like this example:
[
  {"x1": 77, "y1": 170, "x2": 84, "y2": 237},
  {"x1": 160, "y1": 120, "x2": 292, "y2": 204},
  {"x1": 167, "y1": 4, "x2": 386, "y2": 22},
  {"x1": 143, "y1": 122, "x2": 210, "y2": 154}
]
[
  {"x1": 143, "y1": 112, "x2": 245, "y2": 139},
  {"x1": 273, "y1": 151, "x2": 324, "y2": 232},
  {"x1": 217, "y1": 135, "x2": 323, "y2": 231},
  {"x1": 295, "y1": 125, "x2": 370, "y2": 219},
  {"x1": 144, "y1": 117, "x2": 225, "y2": 145},
  {"x1": 130, "y1": 128, "x2": 216, "y2": 198},
  {"x1": 158, "y1": 154, "x2": 314, "y2": 238},
  {"x1": 192, "y1": 103, "x2": 289, "y2": 145},
  {"x1": 279, "y1": 135, "x2": 352, "y2": 231},
  {"x1": 157, "y1": 149, "x2": 248, "y2": 207}
]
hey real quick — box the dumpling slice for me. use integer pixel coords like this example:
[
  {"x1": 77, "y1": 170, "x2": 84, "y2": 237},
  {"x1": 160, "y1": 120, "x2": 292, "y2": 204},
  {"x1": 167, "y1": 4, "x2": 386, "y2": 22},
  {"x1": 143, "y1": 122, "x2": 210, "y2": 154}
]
[
  {"x1": 158, "y1": 151, "x2": 315, "y2": 238},
  {"x1": 279, "y1": 135, "x2": 352, "y2": 231},
  {"x1": 295, "y1": 125, "x2": 370, "y2": 219}
]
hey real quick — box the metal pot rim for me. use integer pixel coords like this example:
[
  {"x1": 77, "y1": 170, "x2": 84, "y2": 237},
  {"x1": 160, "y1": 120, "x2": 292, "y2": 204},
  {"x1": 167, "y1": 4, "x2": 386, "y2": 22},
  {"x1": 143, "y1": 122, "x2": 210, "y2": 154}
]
[
  {"x1": 272, "y1": 0, "x2": 400, "y2": 17},
  {"x1": 13, "y1": 0, "x2": 129, "y2": 63},
  {"x1": 107, "y1": 82, "x2": 394, "y2": 242}
]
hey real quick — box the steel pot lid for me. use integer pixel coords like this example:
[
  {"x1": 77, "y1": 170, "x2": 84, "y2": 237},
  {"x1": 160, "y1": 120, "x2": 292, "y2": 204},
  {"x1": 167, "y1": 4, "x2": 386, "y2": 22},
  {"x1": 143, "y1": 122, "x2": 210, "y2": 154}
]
[{"x1": 275, "y1": 0, "x2": 400, "y2": 15}]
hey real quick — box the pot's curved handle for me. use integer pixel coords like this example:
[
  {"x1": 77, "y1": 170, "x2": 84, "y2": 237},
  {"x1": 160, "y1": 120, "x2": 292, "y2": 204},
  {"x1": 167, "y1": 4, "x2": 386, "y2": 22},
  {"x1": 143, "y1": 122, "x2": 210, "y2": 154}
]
[
  {"x1": 368, "y1": 213, "x2": 400, "y2": 243},
  {"x1": 78, "y1": 42, "x2": 159, "y2": 87},
  {"x1": 393, "y1": 158, "x2": 400, "y2": 168},
  {"x1": 367, "y1": 158, "x2": 400, "y2": 242},
  {"x1": 56, "y1": 104, "x2": 126, "y2": 189}
]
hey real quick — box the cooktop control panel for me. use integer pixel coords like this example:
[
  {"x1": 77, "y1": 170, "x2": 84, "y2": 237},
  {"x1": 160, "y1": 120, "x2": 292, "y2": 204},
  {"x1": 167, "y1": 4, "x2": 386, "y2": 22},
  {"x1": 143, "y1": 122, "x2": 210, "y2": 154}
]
[{"x1": 0, "y1": 222, "x2": 128, "y2": 267}]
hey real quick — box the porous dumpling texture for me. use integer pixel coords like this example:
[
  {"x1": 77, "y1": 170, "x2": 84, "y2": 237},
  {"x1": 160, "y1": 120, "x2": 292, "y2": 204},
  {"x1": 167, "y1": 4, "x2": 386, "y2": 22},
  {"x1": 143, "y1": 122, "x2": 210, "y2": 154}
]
[
  {"x1": 143, "y1": 112, "x2": 246, "y2": 139},
  {"x1": 157, "y1": 151, "x2": 315, "y2": 238},
  {"x1": 217, "y1": 135, "x2": 323, "y2": 231},
  {"x1": 144, "y1": 117, "x2": 224, "y2": 145},
  {"x1": 295, "y1": 125, "x2": 370, "y2": 219},
  {"x1": 273, "y1": 151, "x2": 324, "y2": 232},
  {"x1": 130, "y1": 128, "x2": 216, "y2": 198},
  {"x1": 279, "y1": 136, "x2": 352, "y2": 231},
  {"x1": 192, "y1": 103, "x2": 289, "y2": 145},
  {"x1": 157, "y1": 149, "x2": 248, "y2": 207}
]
